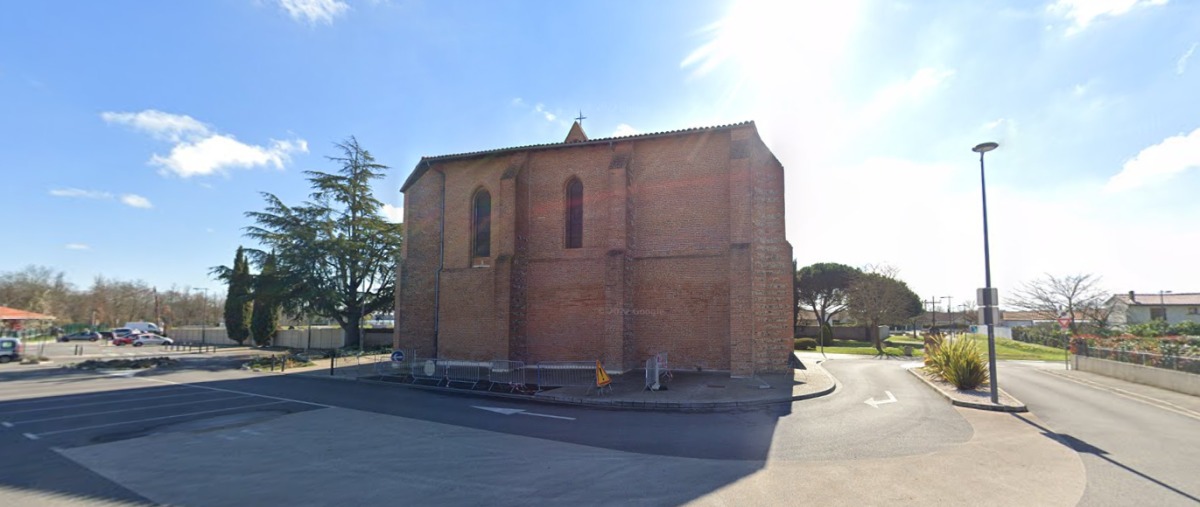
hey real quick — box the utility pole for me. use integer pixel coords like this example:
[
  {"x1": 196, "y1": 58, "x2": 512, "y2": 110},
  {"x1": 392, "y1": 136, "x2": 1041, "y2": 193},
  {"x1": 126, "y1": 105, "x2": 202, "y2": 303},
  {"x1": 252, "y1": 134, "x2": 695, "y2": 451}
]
[
  {"x1": 942, "y1": 296, "x2": 954, "y2": 336},
  {"x1": 924, "y1": 297, "x2": 939, "y2": 333}
]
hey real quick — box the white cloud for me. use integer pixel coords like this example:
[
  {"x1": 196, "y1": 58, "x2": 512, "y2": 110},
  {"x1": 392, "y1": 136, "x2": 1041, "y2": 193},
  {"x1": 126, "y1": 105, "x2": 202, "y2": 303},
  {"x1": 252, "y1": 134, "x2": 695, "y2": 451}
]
[
  {"x1": 149, "y1": 135, "x2": 307, "y2": 178},
  {"x1": 101, "y1": 110, "x2": 209, "y2": 142},
  {"x1": 1177, "y1": 42, "x2": 1197, "y2": 75},
  {"x1": 859, "y1": 67, "x2": 955, "y2": 124},
  {"x1": 49, "y1": 188, "x2": 113, "y2": 199},
  {"x1": 103, "y1": 109, "x2": 308, "y2": 178},
  {"x1": 279, "y1": 0, "x2": 349, "y2": 25},
  {"x1": 65, "y1": 243, "x2": 90, "y2": 250},
  {"x1": 1105, "y1": 127, "x2": 1200, "y2": 192},
  {"x1": 120, "y1": 194, "x2": 153, "y2": 208},
  {"x1": 534, "y1": 103, "x2": 557, "y2": 122},
  {"x1": 1048, "y1": 0, "x2": 1168, "y2": 36},
  {"x1": 510, "y1": 97, "x2": 525, "y2": 107},
  {"x1": 611, "y1": 124, "x2": 638, "y2": 137},
  {"x1": 381, "y1": 203, "x2": 403, "y2": 223}
]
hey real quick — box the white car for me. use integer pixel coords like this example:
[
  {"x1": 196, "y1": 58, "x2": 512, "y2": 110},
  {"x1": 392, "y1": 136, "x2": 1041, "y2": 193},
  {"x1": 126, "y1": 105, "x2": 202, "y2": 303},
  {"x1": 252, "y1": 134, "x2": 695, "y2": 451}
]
[{"x1": 130, "y1": 333, "x2": 174, "y2": 347}]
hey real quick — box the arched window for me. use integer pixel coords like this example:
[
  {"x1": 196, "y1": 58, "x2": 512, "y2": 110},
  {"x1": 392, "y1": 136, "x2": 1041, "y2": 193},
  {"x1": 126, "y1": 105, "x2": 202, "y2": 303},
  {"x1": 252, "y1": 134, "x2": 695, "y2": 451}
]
[
  {"x1": 565, "y1": 177, "x2": 583, "y2": 249},
  {"x1": 472, "y1": 189, "x2": 491, "y2": 258}
]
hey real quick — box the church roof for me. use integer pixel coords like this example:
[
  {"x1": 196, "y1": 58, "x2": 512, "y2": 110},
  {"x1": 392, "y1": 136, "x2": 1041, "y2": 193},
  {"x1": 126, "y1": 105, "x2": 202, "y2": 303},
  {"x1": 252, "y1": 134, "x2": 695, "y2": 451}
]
[{"x1": 401, "y1": 120, "x2": 756, "y2": 192}]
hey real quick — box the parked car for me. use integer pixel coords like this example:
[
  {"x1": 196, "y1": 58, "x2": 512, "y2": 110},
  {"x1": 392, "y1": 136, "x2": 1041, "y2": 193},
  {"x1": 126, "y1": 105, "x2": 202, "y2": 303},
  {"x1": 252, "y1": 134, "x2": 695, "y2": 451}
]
[
  {"x1": 123, "y1": 322, "x2": 162, "y2": 334},
  {"x1": 109, "y1": 328, "x2": 138, "y2": 341},
  {"x1": 130, "y1": 333, "x2": 173, "y2": 347},
  {"x1": 59, "y1": 331, "x2": 101, "y2": 342},
  {"x1": 111, "y1": 331, "x2": 142, "y2": 346},
  {"x1": 0, "y1": 337, "x2": 22, "y2": 363}
]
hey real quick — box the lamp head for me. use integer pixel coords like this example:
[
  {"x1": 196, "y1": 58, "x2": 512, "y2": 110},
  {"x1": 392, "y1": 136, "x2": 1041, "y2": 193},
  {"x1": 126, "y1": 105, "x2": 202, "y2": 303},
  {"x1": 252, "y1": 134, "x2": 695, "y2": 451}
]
[{"x1": 972, "y1": 142, "x2": 999, "y2": 153}]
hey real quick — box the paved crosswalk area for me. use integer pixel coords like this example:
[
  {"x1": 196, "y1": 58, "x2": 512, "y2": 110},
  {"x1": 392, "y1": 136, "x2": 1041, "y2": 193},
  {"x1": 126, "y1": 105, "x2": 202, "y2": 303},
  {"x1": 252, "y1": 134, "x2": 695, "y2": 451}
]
[{"x1": 0, "y1": 371, "x2": 325, "y2": 448}]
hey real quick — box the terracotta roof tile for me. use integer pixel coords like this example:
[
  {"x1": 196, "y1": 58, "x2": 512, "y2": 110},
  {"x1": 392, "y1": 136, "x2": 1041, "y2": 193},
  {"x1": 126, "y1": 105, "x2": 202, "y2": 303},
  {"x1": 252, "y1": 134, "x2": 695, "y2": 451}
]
[
  {"x1": 0, "y1": 306, "x2": 56, "y2": 321},
  {"x1": 401, "y1": 120, "x2": 756, "y2": 192}
]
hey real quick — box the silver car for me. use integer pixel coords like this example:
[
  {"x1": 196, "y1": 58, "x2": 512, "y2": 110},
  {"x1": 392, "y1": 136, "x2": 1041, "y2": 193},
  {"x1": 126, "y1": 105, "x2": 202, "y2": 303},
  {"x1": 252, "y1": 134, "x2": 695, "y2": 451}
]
[
  {"x1": 0, "y1": 338, "x2": 22, "y2": 363},
  {"x1": 130, "y1": 333, "x2": 174, "y2": 347}
]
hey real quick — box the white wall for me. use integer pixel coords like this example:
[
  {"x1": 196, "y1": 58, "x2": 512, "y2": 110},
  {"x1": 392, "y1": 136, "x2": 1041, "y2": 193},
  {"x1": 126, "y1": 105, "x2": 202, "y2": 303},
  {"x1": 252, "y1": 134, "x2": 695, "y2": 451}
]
[
  {"x1": 1125, "y1": 306, "x2": 1200, "y2": 325},
  {"x1": 168, "y1": 326, "x2": 346, "y2": 349}
]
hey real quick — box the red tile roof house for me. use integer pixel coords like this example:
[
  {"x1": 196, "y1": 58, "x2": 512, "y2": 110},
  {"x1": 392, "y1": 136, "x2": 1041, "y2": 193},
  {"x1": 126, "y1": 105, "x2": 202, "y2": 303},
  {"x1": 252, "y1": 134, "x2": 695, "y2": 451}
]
[
  {"x1": 0, "y1": 306, "x2": 56, "y2": 332},
  {"x1": 1106, "y1": 292, "x2": 1200, "y2": 327}
]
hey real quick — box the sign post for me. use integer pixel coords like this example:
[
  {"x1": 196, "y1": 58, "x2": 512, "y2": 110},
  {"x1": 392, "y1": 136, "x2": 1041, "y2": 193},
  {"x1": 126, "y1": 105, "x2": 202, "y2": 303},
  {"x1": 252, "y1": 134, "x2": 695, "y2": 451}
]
[{"x1": 1058, "y1": 314, "x2": 1071, "y2": 370}]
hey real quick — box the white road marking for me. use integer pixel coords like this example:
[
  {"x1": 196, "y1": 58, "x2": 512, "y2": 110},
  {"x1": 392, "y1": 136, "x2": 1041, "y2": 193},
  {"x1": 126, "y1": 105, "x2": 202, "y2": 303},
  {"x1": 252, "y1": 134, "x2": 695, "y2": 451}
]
[
  {"x1": 473, "y1": 406, "x2": 524, "y2": 415},
  {"x1": 864, "y1": 391, "x2": 898, "y2": 408},
  {"x1": 0, "y1": 390, "x2": 216, "y2": 415},
  {"x1": 23, "y1": 433, "x2": 38, "y2": 440},
  {"x1": 473, "y1": 405, "x2": 575, "y2": 420},
  {"x1": 132, "y1": 376, "x2": 332, "y2": 409},
  {"x1": 1, "y1": 421, "x2": 12, "y2": 428},
  {"x1": 29, "y1": 401, "x2": 288, "y2": 438},
  {"x1": 518, "y1": 412, "x2": 576, "y2": 421},
  {"x1": 11, "y1": 395, "x2": 251, "y2": 424}
]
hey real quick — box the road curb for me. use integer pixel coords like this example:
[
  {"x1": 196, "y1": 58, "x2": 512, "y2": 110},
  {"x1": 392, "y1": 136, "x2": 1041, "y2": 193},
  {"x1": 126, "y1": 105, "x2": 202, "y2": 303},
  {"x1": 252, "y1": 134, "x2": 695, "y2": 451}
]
[
  {"x1": 278, "y1": 361, "x2": 838, "y2": 413},
  {"x1": 907, "y1": 366, "x2": 1028, "y2": 413}
]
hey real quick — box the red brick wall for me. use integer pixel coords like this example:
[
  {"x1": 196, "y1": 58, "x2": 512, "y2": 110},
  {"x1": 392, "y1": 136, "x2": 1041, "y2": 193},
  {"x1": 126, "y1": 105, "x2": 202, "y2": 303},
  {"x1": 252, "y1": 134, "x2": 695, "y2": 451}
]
[
  {"x1": 395, "y1": 170, "x2": 441, "y2": 357},
  {"x1": 397, "y1": 122, "x2": 792, "y2": 376}
]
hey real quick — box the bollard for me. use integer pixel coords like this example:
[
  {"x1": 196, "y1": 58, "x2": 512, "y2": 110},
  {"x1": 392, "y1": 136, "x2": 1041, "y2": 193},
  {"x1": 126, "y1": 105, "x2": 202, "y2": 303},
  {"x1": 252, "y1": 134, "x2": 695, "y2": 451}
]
[{"x1": 329, "y1": 348, "x2": 336, "y2": 376}]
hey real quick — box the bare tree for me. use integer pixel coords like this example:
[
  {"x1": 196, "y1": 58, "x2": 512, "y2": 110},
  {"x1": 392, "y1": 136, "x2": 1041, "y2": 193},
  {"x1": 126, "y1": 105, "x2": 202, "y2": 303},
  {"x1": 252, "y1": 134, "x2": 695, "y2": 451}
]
[
  {"x1": 845, "y1": 265, "x2": 923, "y2": 352},
  {"x1": 1009, "y1": 273, "x2": 1107, "y2": 333}
]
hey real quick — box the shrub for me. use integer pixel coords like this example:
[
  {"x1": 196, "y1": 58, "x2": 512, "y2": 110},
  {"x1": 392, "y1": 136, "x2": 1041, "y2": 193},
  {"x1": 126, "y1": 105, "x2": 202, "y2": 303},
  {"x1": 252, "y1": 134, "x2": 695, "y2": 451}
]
[
  {"x1": 926, "y1": 337, "x2": 989, "y2": 390},
  {"x1": 1169, "y1": 320, "x2": 1200, "y2": 337},
  {"x1": 1128, "y1": 320, "x2": 1170, "y2": 338},
  {"x1": 794, "y1": 338, "x2": 818, "y2": 350}
]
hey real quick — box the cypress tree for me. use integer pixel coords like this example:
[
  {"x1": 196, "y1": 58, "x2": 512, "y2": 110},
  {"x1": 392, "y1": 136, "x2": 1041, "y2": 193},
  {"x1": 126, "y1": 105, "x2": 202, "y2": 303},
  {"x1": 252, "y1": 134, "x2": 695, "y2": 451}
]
[
  {"x1": 250, "y1": 253, "x2": 281, "y2": 347},
  {"x1": 223, "y1": 247, "x2": 253, "y2": 345}
]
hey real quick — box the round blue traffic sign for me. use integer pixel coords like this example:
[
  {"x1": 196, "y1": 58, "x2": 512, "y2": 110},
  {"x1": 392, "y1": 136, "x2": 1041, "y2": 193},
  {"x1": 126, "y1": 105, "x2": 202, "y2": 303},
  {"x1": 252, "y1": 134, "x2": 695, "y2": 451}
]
[{"x1": 390, "y1": 350, "x2": 405, "y2": 362}]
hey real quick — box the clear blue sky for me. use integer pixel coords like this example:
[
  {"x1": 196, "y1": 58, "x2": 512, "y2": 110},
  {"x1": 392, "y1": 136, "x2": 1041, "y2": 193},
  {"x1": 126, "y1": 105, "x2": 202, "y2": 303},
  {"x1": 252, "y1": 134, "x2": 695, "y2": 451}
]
[{"x1": 2, "y1": 0, "x2": 1198, "y2": 309}]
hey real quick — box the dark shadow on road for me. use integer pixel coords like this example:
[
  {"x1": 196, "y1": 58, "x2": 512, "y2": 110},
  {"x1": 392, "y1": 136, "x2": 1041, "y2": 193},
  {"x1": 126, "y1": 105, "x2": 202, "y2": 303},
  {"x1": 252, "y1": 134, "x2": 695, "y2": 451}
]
[
  {"x1": 0, "y1": 365, "x2": 788, "y2": 506},
  {"x1": 1011, "y1": 413, "x2": 1200, "y2": 504}
]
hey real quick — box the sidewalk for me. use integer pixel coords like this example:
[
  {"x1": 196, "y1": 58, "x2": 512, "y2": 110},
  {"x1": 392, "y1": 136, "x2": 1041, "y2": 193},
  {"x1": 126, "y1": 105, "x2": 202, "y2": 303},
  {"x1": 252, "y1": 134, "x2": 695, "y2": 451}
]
[{"x1": 284, "y1": 355, "x2": 837, "y2": 411}]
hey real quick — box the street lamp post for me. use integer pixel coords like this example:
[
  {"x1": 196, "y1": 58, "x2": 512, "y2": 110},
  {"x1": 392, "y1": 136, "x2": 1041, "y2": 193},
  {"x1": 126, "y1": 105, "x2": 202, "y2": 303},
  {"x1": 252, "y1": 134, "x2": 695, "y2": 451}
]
[{"x1": 973, "y1": 141, "x2": 1000, "y2": 405}]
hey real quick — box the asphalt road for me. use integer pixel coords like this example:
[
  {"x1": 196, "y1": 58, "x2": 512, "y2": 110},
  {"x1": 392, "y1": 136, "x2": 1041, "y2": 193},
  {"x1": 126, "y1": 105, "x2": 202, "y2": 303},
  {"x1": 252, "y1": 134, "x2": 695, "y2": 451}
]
[
  {"x1": 0, "y1": 355, "x2": 972, "y2": 505},
  {"x1": 2, "y1": 356, "x2": 1194, "y2": 505},
  {"x1": 1001, "y1": 363, "x2": 1200, "y2": 507}
]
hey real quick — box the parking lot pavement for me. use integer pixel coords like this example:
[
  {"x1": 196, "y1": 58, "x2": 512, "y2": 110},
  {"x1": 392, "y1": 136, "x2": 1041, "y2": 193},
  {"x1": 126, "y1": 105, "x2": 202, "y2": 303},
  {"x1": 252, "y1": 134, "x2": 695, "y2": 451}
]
[{"x1": 0, "y1": 372, "x2": 327, "y2": 449}]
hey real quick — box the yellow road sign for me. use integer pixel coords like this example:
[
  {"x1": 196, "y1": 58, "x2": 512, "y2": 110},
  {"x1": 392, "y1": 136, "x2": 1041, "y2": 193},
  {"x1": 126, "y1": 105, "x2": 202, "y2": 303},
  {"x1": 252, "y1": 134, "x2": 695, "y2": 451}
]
[{"x1": 595, "y1": 360, "x2": 611, "y2": 387}]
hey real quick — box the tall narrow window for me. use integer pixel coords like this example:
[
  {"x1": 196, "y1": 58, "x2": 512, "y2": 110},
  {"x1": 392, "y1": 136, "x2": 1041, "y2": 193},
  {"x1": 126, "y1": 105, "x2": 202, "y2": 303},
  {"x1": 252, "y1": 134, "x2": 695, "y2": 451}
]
[
  {"x1": 472, "y1": 189, "x2": 491, "y2": 258},
  {"x1": 565, "y1": 177, "x2": 583, "y2": 249}
]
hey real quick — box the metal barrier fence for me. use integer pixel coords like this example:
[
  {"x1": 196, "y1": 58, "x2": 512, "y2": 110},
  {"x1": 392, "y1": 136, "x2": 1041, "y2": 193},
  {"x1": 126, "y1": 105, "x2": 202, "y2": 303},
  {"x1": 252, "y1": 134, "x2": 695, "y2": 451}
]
[
  {"x1": 163, "y1": 342, "x2": 218, "y2": 353},
  {"x1": 344, "y1": 353, "x2": 610, "y2": 394},
  {"x1": 488, "y1": 360, "x2": 527, "y2": 391},
  {"x1": 443, "y1": 360, "x2": 489, "y2": 388},
  {"x1": 644, "y1": 352, "x2": 671, "y2": 391},
  {"x1": 375, "y1": 349, "x2": 417, "y2": 378},
  {"x1": 409, "y1": 357, "x2": 447, "y2": 385},
  {"x1": 1081, "y1": 346, "x2": 1200, "y2": 374},
  {"x1": 535, "y1": 361, "x2": 600, "y2": 392}
]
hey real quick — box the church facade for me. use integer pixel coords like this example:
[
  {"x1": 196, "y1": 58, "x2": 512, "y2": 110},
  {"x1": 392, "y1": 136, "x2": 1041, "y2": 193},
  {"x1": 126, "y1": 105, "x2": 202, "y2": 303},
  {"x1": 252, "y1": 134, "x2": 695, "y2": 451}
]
[{"x1": 394, "y1": 121, "x2": 793, "y2": 376}]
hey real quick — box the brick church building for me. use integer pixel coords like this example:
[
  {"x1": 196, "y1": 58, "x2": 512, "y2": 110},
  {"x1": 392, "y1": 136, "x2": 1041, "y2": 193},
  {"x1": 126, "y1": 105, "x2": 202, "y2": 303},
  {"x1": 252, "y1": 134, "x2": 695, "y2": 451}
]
[{"x1": 394, "y1": 120, "x2": 793, "y2": 376}]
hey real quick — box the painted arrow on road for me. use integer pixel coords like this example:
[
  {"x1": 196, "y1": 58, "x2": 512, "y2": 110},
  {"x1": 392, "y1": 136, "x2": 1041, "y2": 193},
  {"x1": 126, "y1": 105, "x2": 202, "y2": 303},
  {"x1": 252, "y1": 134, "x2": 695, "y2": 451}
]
[
  {"x1": 864, "y1": 391, "x2": 897, "y2": 408},
  {"x1": 472, "y1": 406, "x2": 575, "y2": 420}
]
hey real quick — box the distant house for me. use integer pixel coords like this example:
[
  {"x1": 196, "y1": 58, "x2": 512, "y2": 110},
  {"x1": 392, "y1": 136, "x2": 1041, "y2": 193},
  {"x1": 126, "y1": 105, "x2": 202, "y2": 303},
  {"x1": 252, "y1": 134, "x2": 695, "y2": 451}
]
[
  {"x1": 1107, "y1": 292, "x2": 1200, "y2": 326},
  {"x1": 1002, "y1": 310, "x2": 1059, "y2": 328},
  {"x1": 0, "y1": 306, "x2": 56, "y2": 332}
]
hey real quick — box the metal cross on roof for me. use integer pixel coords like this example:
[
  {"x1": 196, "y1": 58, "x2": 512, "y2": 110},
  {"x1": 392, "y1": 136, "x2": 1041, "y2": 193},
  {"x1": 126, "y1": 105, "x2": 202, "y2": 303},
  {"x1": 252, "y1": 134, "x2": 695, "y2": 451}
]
[{"x1": 575, "y1": 110, "x2": 587, "y2": 126}]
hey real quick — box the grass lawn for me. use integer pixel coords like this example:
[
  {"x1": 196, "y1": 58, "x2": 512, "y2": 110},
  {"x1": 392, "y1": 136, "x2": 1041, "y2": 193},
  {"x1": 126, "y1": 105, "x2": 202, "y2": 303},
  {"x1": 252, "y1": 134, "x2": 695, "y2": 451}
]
[{"x1": 797, "y1": 335, "x2": 1068, "y2": 361}]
